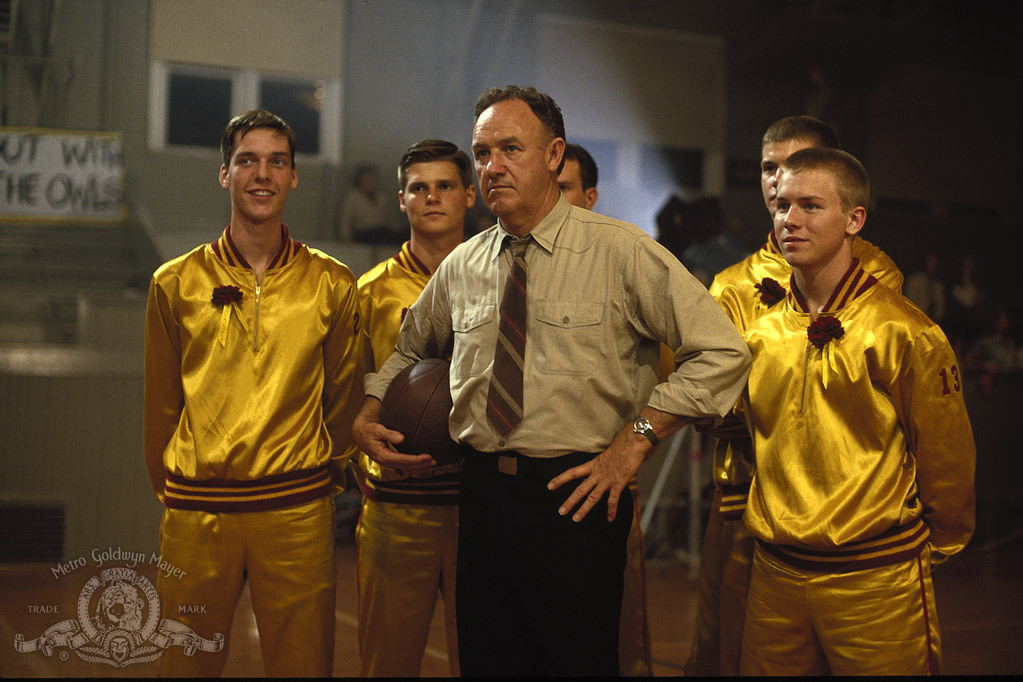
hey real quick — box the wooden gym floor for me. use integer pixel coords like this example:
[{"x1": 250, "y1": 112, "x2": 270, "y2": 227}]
[{"x1": 1, "y1": 530, "x2": 1021, "y2": 677}]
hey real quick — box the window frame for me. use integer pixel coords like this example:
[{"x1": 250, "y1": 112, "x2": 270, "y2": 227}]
[{"x1": 148, "y1": 61, "x2": 341, "y2": 164}]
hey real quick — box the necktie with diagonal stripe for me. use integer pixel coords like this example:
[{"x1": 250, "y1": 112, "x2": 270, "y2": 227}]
[{"x1": 487, "y1": 236, "x2": 529, "y2": 436}]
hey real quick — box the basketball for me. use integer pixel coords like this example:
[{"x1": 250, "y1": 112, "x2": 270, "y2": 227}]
[{"x1": 379, "y1": 358, "x2": 459, "y2": 465}]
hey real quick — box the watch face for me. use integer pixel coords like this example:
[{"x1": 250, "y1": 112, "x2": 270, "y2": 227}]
[{"x1": 634, "y1": 417, "x2": 658, "y2": 445}]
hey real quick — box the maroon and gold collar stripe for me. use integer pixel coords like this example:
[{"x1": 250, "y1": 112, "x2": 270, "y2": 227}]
[
  {"x1": 393, "y1": 241, "x2": 431, "y2": 276},
  {"x1": 788, "y1": 258, "x2": 878, "y2": 314},
  {"x1": 211, "y1": 224, "x2": 300, "y2": 271}
]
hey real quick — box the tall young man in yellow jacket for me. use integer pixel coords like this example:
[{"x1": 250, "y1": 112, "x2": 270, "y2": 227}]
[{"x1": 144, "y1": 109, "x2": 366, "y2": 676}]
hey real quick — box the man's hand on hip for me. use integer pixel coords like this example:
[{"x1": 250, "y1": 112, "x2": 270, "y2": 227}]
[{"x1": 546, "y1": 406, "x2": 688, "y2": 522}]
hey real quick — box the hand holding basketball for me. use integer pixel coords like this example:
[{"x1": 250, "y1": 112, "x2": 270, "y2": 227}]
[{"x1": 379, "y1": 358, "x2": 460, "y2": 466}]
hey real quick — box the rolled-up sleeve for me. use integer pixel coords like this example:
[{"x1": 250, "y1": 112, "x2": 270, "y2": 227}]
[{"x1": 627, "y1": 238, "x2": 752, "y2": 420}]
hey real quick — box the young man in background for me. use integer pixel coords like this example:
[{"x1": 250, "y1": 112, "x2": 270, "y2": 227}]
[{"x1": 354, "y1": 139, "x2": 476, "y2": 677}]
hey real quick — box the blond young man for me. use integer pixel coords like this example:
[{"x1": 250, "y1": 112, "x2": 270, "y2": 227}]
[
  {"x1": 738, "y1": 148, "x2": 974, "y2": 675},
  {"x1": 354, "y1": 139, "x2": 475, "y2": 677},
  {"x1": 687, "y1": 116, "x2": 904, "y2": 675}
]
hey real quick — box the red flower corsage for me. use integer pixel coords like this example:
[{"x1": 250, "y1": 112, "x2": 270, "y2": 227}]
[
  {"x1": 807, "y1": 315, "x2": 844, "y2": 349},
  {"x1": 755, "y1": 277, "x2": 785, "y2": 307},
  {"x1": 212, "y1": 285, "x2": 242, "y2": 307}
]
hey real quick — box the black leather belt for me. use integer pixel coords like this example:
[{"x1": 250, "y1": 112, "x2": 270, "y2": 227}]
[{"x1": 459, "y1": 445, "x2": 597, "y2": 480}]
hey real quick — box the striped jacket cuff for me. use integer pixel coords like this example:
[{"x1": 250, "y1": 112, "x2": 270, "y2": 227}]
[{"x1": 719, "y1": 483, "x2": 751, "y2": 520}]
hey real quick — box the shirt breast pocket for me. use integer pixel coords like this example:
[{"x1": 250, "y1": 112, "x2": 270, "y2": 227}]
[
  {"x1": 451, "y1": 303, "x2": 496, "y2": 379},
  {"x1": 533, "y1": 300, "x2": 604, "y2": 376}
]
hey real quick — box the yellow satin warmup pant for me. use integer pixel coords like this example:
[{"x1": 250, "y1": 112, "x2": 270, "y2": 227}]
[
  {"x1": 156, "y1": 497, "x2": 337, "y2": 677},
  {"x1": 686, "y1": 487, "x2": 755, "y2": 676},
  {"x1": 355, "y1": 499, "x2": 459, "y2": 677},
  {"x1": 740, "y1": 543, "x2": 941, "y2": 675}
]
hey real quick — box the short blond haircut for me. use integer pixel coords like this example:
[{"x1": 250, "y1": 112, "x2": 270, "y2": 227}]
[
  {"x1": 780, "y1": 147, "x2": 869, "y2": 212},
  {"x1": 762, "y1": 115, "x2": 840, "y2": 150}
]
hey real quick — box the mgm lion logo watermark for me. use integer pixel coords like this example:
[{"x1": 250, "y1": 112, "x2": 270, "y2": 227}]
[{"x1": 14, "y1": 564, "x2": 223, "y2": 668}]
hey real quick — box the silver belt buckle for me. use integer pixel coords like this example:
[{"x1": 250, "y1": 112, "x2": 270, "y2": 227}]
[{"x1": 497, "y1": 455, "x2": 517, "y2": 476}]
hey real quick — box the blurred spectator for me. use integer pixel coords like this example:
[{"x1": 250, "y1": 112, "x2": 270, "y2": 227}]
[
  {"x1": 946, "y1": 255, "x2": 985, "y2": 350},
  {"x1": 339, "y1": 164, "x2": 400, "y2": 243},
  {"x1": 657, "y1": 194, "x2": 714, "y2": 263},
  {"x1": 966, "y1": 304, "x2": 1022, "y2": 397},
  {"x1": 681, "y1": 215, "x2": 753, "y2": 288},
  {"x1": 966, "y1": 305, "x2": 1022, "y2": 375},
  {"x1": 905, "y1": 251, "x2": 945, "y2": 323}
]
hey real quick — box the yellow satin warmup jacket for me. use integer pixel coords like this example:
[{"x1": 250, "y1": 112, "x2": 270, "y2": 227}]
[
  {"x1": 143, "y1": 226, "x2": 367, "y2": 511},
  {"x1": 709, "y1": 232, "x2": 904, "y2": 499},
  {"x1": 355, "y1": 241, "x2": 460, "y2": 505},
  {"x1": 741, "y1": 261, "x2": 975, "y2": 570}
]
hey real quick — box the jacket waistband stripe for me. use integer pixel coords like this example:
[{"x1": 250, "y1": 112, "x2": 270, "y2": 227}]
[
  {"x1": 164, "y1": 485, "x2": 330, "y2": 513},
  {"x1": 163, "y1": 467, "x2": 330, "y2": 512},
  {"x1": 165, "y1": 473, "x2": 326, "y2": 497},
  {"x1": 760, "y1": 519, "x2": 930, "y2": 573},
  {"x1": 165, "y1": 466, "x2": 326, "y2": 489}
]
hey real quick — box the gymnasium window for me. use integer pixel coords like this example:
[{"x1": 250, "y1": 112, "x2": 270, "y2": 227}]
[{"x1": 149, "y1": 62, "x2": 340, "y2": 163}]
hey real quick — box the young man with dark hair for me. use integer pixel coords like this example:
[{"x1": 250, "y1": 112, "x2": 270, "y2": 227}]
[
  {"x1": 557, "y1": 141, "x2": 651, "y2": 676},
  {"x1": 354, "y1": 85, "x2": 750, "y2": 676},
  {"x1": 354, "y1": 139, "x2": 475, "y2": 677},
  {"x1": 739, "y1": 147, "x2": 974, "y2": 675},
  {"x1": 218, "y1": 108, "x2": 296, "y2": 167},
  {"x1": 558, "y1": 142, "x2": 599, "y2": 210},
  {"x1": 144, "y1": 108, "x2": 366, "y2": 676}
]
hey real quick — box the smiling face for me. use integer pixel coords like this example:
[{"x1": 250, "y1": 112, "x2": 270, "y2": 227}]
[
  {"x1": 399, "y1": 160, "x2": 476, "y2": 240},
  {"x1": 773, "y1": 167, "x2": 864, "y2": 276},
  {"x1": 219, "y1": 127, "x2": 298, "y2": 229},
  {"x1": 471, "y1": 98, "x2": 564, "y2": 234}
]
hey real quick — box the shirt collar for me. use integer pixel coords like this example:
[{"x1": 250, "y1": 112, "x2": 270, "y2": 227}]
[{"x1": 488, "y1": 194, "x2": 570, "y2": 261}]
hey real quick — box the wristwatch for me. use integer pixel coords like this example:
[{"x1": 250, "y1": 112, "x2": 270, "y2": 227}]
[{"x1": 632, "y1": 417, "x2": 659, "y2": 446}]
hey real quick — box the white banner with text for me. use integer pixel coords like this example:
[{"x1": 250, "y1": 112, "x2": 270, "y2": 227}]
[{"x1": 1, "y1": 127, "x2": 124, "y2": 223}]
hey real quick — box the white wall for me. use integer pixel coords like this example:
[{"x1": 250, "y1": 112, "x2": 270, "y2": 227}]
[{"x1": 538, "y1": 15, "x2": 726, "y2": 233}]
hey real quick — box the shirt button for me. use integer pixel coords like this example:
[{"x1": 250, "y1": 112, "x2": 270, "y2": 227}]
[
  {"x1": 562, "y1": 316, "x2": 570, "y2": 323},
  {"x1": 498, "y1": 439, "x2": 506, "y2": 448}
]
